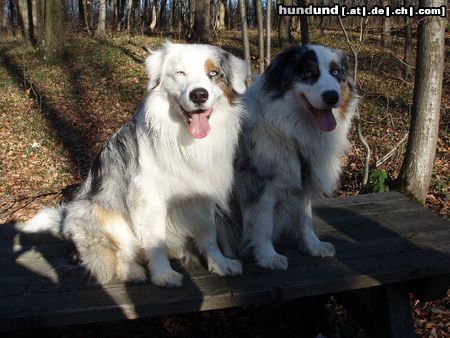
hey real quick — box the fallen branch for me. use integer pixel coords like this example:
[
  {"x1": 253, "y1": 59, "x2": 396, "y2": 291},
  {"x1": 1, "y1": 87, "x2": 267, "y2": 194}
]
[
  {"x1": 0, "y1": 190, "x2": 62, "y2": 220},
  {"x1": 376, "y1": 133, "x2": 409, "y2": 167},
  {"x1": 382, "y1": 71, "x2": 414, "y2": 87},
  {"x1": 357, "y1": 116, "x2": 371, "y2": 185}
]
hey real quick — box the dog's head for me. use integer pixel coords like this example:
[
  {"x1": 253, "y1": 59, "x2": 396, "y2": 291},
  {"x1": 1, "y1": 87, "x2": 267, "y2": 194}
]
[
  {"x1": 262, "y1": 44, "x2": 355, "y2": 132},
  {"x1": 145, "y1": 42, "x2": 247, "y2": 139}
]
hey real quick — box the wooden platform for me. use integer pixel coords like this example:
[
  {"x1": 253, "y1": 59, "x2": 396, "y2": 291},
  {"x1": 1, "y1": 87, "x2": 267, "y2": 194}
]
[{"x1": 1, "y1": 192, "x2": 449, "y2": 336}]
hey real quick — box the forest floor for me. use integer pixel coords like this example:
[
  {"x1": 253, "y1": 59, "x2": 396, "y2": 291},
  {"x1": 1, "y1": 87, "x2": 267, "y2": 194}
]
[{"x1": 0, "y1": 28, "x2": 448, "y2": 337}]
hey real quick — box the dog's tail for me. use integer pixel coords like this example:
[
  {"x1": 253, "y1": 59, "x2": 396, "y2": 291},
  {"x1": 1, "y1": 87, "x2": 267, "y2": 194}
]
[
  {"x1": 20, "y1": 202, "x2": 119, "y2": 284},
  {"x1": 19, "y1": 205, "x2": 65, "y2": 236},
  {"x1": 68, "y1": 224, "x2": 118, "y2": 284},
  {"x1": 62, "y1": 202, "x2": 120, "y2": 284}
]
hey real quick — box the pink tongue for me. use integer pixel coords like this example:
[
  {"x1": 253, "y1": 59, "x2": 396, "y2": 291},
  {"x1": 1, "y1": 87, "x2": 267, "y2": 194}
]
[
  {"x1": 189, "y1": 109, "x2": 211, "y2": 139},
  {"x1": 316, "y1": 109, "x2": 336, "y2": 132}
]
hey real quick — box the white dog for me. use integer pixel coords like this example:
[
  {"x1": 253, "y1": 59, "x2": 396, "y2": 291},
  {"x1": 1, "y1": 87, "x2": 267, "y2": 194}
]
[{"x1": 21, "y1": 42, "x2": 248, "y2": 287}]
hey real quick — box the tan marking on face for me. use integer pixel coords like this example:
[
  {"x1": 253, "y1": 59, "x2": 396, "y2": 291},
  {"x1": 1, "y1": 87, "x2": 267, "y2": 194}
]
[
  {"x1": 339, "y1": 82, "x2": 352, "y2": 118},
  {"x1": 204, "y1": 58, "x2": 216, "y2": 74},
  {"x1": 204, "y1": 58, "x2": 234, "y2": 104},
  {"x1": 311, "y1": 62, "x2": 320, "y2": 78},
  {"x1": 329, "y1": 60, "x2": 338, "y2": 72}
]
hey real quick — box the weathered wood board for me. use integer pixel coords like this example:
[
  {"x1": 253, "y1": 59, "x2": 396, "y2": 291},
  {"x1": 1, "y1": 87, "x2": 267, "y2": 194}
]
[{"x1": 1, "y1": 192, "x2": 449, "y2": 331}]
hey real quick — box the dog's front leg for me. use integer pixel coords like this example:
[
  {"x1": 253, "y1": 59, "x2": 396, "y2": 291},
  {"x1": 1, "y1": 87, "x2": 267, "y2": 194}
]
[
  {"x1": 193, "y1": 203, "x2": 243, "y2": 276},
  {"x1": 244, "y1": 187, "x2": 288, "y2": 270},
  {"x1": 134, "y1": 202, "x2": 183, "y2": 287},
  {"x1": 296, "y1": 193, "x2": 335, "y2": 257}
]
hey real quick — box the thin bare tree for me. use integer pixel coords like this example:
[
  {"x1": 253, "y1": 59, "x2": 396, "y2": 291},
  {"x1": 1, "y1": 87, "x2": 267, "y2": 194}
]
[
  {"x1": 192, "y1": 0, "x2": 210, "y2": 43},
  {"x1": 96, "y1": 0, "x2": 107, "y2": 35},
  {"x1": 16, "y1": 0, "x2": 34, "y2": 44},
  {"x1": 126, "y1": 0, "x2": 133, "y2": 31},
  {"x1": 39, "y1": 0, "x2": 64, "y2": 59},
  {"x1": 278, "y1": 0, "x2": 292, "y2": 48},
  {"x1": 255, "y1": 0, "x2": 264, "y2": 73},
  {"x1": 149, "y1": 0, "x2": 157, "y2": 32},
  {"x1": 403, "y1": 0, "x2": 413, "y2": 80},
  {"x1": 298, "y1": 0, "x2": 309, "y2": 45},
  {"x1": 238, "y1": 0, "x2": 251, "y2": 79},
  {"x1": 381, "y1": 0, "x2": 391, "y2": 47},
  {"x1": 265, "y1": 0, "x2": 271, "y2": 67}
]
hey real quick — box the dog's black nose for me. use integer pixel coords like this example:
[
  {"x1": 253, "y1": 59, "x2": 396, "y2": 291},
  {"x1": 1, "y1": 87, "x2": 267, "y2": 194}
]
[
  {"x1": 189, "y1": 88, "x2": 209, "y2": 104},
  {"x1": 322, "y1": 90, "x2": 339, "y2": 106}
]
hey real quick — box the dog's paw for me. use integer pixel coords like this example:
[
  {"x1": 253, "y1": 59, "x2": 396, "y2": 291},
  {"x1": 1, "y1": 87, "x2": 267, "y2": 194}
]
[
  {"x1": 117, "y1": 261, "x2": 147, "y2": 283},
  {"x1": 256, "y1": 253, "x2": 288, "y2": 270},
  {"x1": 304, "y1": 240, "x2": 336, "y2": 258},
  {"x1": 209, "y1": 257, "x2": 243, "y2": 276},
  {"x1": 151, "y1": 269, "x2": 183, "y2": 288}
]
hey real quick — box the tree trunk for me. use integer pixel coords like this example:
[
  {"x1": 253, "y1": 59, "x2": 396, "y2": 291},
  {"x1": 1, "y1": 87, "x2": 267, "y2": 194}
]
[
  {"x1": 226, "y1": 0, "x2": 231, "y2": 29},
  {"x1": 381, "y1": 0, "x2": 391, "y2": 47},
  {"x1": 0, "y1": 0, "x2": 5, "y2": 33},
  {"x1": 159, "y1": 0, "x2": 167, "y2": 32},
  {"x1": 217, "y1": 0, "x2": 225, "y2": 31},
  {"x1": 265, "y1": 0, "x2": 271, "y2": 67},
  {"x1": 16, "y1": 0, "x2": 31, "y2": 42},
  {"x1": 31, "y1": 0, "x2": 37, "y2": 29},
  {"x1": 8, "y1": 0, "x2": 18, "y2": 35},
  {"x1": 96, "y1": 0, "x2": 107, "y2": 35},
  {"x1": 109, "y1": 0, "x2": 118, "y2": 31},
  {"x1": 403, "y1": 0, "x2": 413, "y2": 80},
  {"x1": 255, "y1": 0, "x2": 264, "y2": 73},
  {"x1": 278, "y1": 0, "x2": 292, "y2": 48},
  {"x1": 188, "y1": 0, "x2": 195, "y2": 33},
  {"x1": 80, "y1": 0, "x2": 90, "y2": 33},
  {"x1": 238, "y1": 0, "x2": 251, "y2": 79},
  {"x1": 149, "y1": 0, "x2": 157, "y2": 31},
  {"x1": 298, "y1": 0, "x2": 309, "y2": 45},
  {"x1": 397, "y1": 0, "x2": 445, "y2": 203},
  {"x1": 40, "y1": 0, "x2": 64, "y2": 59},
  {"x1": 192, "y1": 0, "x2": 210, "y2": 43},
  {"x1": 78, "y1": 0, "x2": 84, "y2": 27},
  {"x1": 126, "y1": 0, "x2": 133, "y2": 31},
  {"x1": 169, "y1": 0, "x2": 175, "y2": 31},
  {"x1": 178, "y1": 0, "x2": 183, "y2": 34}
]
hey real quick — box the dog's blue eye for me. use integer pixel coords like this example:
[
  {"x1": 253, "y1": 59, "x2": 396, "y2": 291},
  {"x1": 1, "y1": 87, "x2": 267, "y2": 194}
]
[
  {"x1": 208, "y1": 70, "x2": 218, "y2": 78},
  {"x1": 304, "y1": 71, "x2": 312, "y2": 78},
  {"x1": 332, "y1": 69, "x2": 340, "y2": 77}
]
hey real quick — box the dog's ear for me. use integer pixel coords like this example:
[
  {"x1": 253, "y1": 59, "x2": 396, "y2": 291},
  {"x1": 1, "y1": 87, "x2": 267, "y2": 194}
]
[
  {"x1": 262, "y1": 46, "x2": 305, "y2": 97},
  {"x1": 145, "y1": 49, "x2": 164, "y2": 91},
  {"x1": 226, "y1": 53, "x2": 248, "y2": 94}
]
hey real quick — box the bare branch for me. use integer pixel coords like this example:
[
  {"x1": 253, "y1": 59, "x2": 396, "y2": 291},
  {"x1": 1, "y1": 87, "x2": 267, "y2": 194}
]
[
  {"x1": 376, "y1": 133, "x2": 409, "y2": 167},
  {"x1": 338, "y1": 15, "x2": 371, "y2": 186}
]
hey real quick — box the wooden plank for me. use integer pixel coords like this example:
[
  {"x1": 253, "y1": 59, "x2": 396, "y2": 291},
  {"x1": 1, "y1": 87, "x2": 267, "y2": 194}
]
[
  {"x1": 2, "y1": 198, "x2": 446, "y2": 263},
  {"x1": 1, "y1": 241, "x2": 448, "y2": 330},
  {"x1": 2, "y1": 228, "x2": 449, "y2": 297},
  {"x1": 3, "y1": 206, "x2": 445, "y2": 266},
  {"x1": 1, "y1": 202, "x2": 449, "y2": 290},
  {"x1": 311, "y1": 191, "x2": 408, "y2": 208},
  {"x1": 1, "y1": 217, "x2": 445, "y2": 282}
]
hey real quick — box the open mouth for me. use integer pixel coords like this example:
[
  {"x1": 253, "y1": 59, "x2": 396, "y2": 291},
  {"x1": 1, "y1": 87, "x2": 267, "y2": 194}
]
[
  {"x1": 301, "y1": 94, "x2": 336, "y2": 132},
  {"x1": 181, "y1": 106, "x2": 213, "y2": 139}
]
